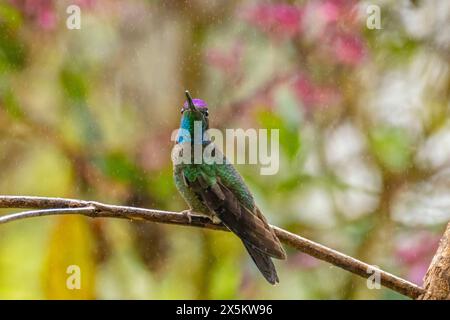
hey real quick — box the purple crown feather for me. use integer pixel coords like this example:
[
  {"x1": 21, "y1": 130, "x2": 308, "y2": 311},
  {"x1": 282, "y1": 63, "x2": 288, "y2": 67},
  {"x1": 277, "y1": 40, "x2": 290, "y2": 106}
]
[{"x1": 183, "y1": 98, "x2": 208, "y2": 110}]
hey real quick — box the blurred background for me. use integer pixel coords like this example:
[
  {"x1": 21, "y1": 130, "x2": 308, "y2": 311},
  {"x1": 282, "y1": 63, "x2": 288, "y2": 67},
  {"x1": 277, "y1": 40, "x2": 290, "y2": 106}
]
[{"x1": 0, "y1": 0, "x2": 449, "y2": 299}]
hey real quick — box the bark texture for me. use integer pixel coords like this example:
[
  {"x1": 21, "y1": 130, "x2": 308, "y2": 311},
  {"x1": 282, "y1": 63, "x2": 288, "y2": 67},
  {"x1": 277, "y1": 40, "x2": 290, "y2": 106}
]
[{"x1": 419, "y1": 222, "x2": 450, "y2": 300}]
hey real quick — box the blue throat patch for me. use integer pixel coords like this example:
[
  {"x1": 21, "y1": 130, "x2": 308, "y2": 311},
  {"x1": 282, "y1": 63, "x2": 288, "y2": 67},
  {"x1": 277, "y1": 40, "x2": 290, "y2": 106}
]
[{"x1": 177, "y1": 115, "x2": 205, "y2": 144}]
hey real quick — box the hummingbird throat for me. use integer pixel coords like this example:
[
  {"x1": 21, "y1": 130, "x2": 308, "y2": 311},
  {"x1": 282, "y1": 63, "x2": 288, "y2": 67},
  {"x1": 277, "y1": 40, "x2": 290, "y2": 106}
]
[
  {"x1": 172, "y1": 119, "x2": 281, "y2": 175},
  {"x1": 176, "y1": 119, "x2": 207, "y2": 145}
]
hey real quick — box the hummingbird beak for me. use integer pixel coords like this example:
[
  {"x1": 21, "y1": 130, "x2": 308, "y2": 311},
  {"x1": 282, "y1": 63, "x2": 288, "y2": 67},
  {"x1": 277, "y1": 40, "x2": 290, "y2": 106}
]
[{"x1": 185, "y1": 90, "x2": 197, "y2": 112}]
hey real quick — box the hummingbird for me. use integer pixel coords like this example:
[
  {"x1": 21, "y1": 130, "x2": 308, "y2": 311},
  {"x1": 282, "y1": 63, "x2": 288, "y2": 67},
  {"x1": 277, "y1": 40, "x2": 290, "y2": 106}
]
[{"x1": 172, "y1": 90, "x2": 286, "y2": 284}]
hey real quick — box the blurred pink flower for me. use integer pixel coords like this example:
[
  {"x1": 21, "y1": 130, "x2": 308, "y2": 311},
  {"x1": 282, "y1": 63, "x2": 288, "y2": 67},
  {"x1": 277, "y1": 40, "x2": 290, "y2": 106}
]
[
  {"x1": 37, "y1": 5, "x2": 56, "y2": 29},
  {"x1": 332, "y1": 34, "x2": 366, "y2": 65},
  {"x1": 293, "y1": 76, "x2": 316, "y2": 106},
  {"x1": 10, "y1": 0, "x2": 96, "y2": 30},
  {"x1": 241, "y1": 3, "x2": 303, "y2": 40},
  {"x1": 318, "y1": 0, "x2": 342, "y2": 24},
  {"x1": 288, "y1": 252, "x2": 320, "y2": 269},
  {"x1": 205, "y1": 42, "x2": 244, "y2": 79},
  {"x1": 407, "y1": 262, "x2": 430, "y2": 286},
  {"x1": 10, "y1": 0, "x2": 57, "y2": 30},
  {"x1": 396, "y1": 232, "x2": 440, "y2": 265},
  {"x1": 316, "y1": 0, "x2": 358, "y2": 25},
  {"x1": 395, "y1": 231, "x2": 441, "y2": 285},
  {"x1": 305, "y1": 0, "x2": 365, "y2": 66},
  {"x1": 292, "y1": 75, "x2": 340, "y2": 110}
]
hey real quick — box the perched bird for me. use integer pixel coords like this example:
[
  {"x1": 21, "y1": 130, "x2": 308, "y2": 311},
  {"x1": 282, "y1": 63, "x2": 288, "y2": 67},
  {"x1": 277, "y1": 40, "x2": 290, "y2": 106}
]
[{"x1": 172, "y1": 90, "x2": 286, "y2": 284}]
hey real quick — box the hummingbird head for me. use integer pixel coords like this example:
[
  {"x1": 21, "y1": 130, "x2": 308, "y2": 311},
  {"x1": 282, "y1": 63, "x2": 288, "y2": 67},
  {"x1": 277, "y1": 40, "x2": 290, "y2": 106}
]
[
  {"x1": 177, "y1": 90, "x2": 209, "y2": 144},
  {"x1": 182, "y1": 91, "x2": 208, "y2": 113},
  {"x1": 181, "y1": 90, "x2": 209, "y2": 118}
]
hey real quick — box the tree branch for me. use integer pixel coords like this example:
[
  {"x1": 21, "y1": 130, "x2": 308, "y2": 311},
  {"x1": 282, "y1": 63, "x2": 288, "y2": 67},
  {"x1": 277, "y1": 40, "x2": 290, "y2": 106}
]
[
  {"x1": 0, "y1": 195, "x2": 424, "y2": 299},
  {"x1": 418, "y1": 222, "x2": 450, "y2": 300}
]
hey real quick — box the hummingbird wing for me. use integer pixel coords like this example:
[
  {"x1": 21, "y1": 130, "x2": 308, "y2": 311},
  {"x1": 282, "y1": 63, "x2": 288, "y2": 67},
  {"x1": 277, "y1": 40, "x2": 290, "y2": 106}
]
[
  {"x1": 197, "y1": 176, "x2": 286, "y2": 259},
  {"x1": 184, "y1": 173, "x2": 285, "y2": 284},
  {"x1": 242, "y1": 240, "x2": 279, "y2": 284},
  {"x1": 182, "y1": 147, "x2": 286, "y2": 261}
]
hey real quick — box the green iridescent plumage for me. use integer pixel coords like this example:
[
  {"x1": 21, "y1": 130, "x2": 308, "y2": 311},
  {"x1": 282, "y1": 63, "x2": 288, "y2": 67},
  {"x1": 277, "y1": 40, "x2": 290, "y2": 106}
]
[{"x1": 172, "y1": 91, "x2": 286, "y2": 284}]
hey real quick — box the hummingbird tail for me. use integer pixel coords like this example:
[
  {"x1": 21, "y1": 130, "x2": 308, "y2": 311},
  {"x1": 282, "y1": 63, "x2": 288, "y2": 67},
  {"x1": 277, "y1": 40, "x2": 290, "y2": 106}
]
[{"x1": 242, "y1": 241, "x2": 279, "y2": 285}]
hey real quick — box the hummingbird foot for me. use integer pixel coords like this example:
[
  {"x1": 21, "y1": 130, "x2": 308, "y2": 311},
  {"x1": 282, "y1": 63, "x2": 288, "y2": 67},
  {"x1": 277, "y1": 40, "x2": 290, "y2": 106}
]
[
  {"x1": 209, "y1": 215, "x2": 222, "y2": 225},
  {"x1": 181, "y1": 209, "x2": 193, "y2": 224}
]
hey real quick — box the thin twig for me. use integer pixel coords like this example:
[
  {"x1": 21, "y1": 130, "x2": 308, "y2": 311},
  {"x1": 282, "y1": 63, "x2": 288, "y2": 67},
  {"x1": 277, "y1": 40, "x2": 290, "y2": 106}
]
[
  {"x1": 0, "y1": 207, "x2": 97, "y2": 224},
  {"x1": 0, "y1": 195, "x2": 424, "y2": 299}
]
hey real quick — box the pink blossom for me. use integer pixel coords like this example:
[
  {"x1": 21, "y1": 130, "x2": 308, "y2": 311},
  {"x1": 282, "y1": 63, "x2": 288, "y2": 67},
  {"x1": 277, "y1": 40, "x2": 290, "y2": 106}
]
[
  {"x1": 10, "y1": 0, "x2": 95, "y2": 30},
  {"x1": 316, "y1": 0, "x2": 359, "y2": 26},
  {"x1": 293, "y1": 77, "x2": 317, "y2": 106},
  {"x1": 205, "y1": 42, "x2": 244, "y2": 78},
  {"x1": 318, "y1": 0, "x2": 342, "y2": 24},
  {"x1": 407, "y1": 262, "x2": 429, "y2": 286},
  {"x1": 10, "y1": 0, "x2": 57, "y2": 30},
  {"x1": 288, "y1": 252, "x2": 320, "y2": 269},
  {"x1": 36, "y1": 6, "x2": 56, "y2": 30},
  {"x1": 333, "y1": 34, "x2": 366, "y2": 65},
  {"x1": 241, "y1": 4, "x2": 303, "y2": 40},
  {"x1": 395, "y1": 232, "x2": 440, "y2": 265},
  {"x1": 395, "y1": 231, "x2": 441, "y2": 285},
  {"x1": 304, "y1": 0, "x2": 365, "y2": 66},
  {"x1": 292, "y1": 75, "x2": 340, "y2": 110}
]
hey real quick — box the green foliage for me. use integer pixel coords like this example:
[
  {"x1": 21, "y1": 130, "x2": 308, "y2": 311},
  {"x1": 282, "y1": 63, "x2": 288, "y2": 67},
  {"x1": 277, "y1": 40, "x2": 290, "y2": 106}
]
[
  {"x1": 257, "y1": 109, "x2": 301, "y2": 161},
  {"x1": 0, "y1": 27, "x2": 26, "y2": 72},
  {"x1": 369, "y1": 126, "x2": 413, "y2": 172},
  {"x1": 0, "y1": 4, "x2": 25, "y2": 72},
  {"x1": 97, "y1": 152, "x2": 144, "y2": 186},
  {"x1": 60, "y1": 66, "x2": 88, "y2": 102},
  {"x1": 1, "y1": 88, "x2": 24, "y2": 119},
  {"x1": 0, "y1": 3, "x2": 22, "y2": 30},
  {"x1": 59, "y1": 64, "x2": 102, "y2": 144}
]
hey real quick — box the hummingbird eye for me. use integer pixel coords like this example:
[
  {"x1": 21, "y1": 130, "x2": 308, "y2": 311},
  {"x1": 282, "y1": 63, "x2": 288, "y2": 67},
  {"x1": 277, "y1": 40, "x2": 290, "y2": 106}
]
[{"x1": 203, "y1": 110, "x2": 209, "y2": 117}]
